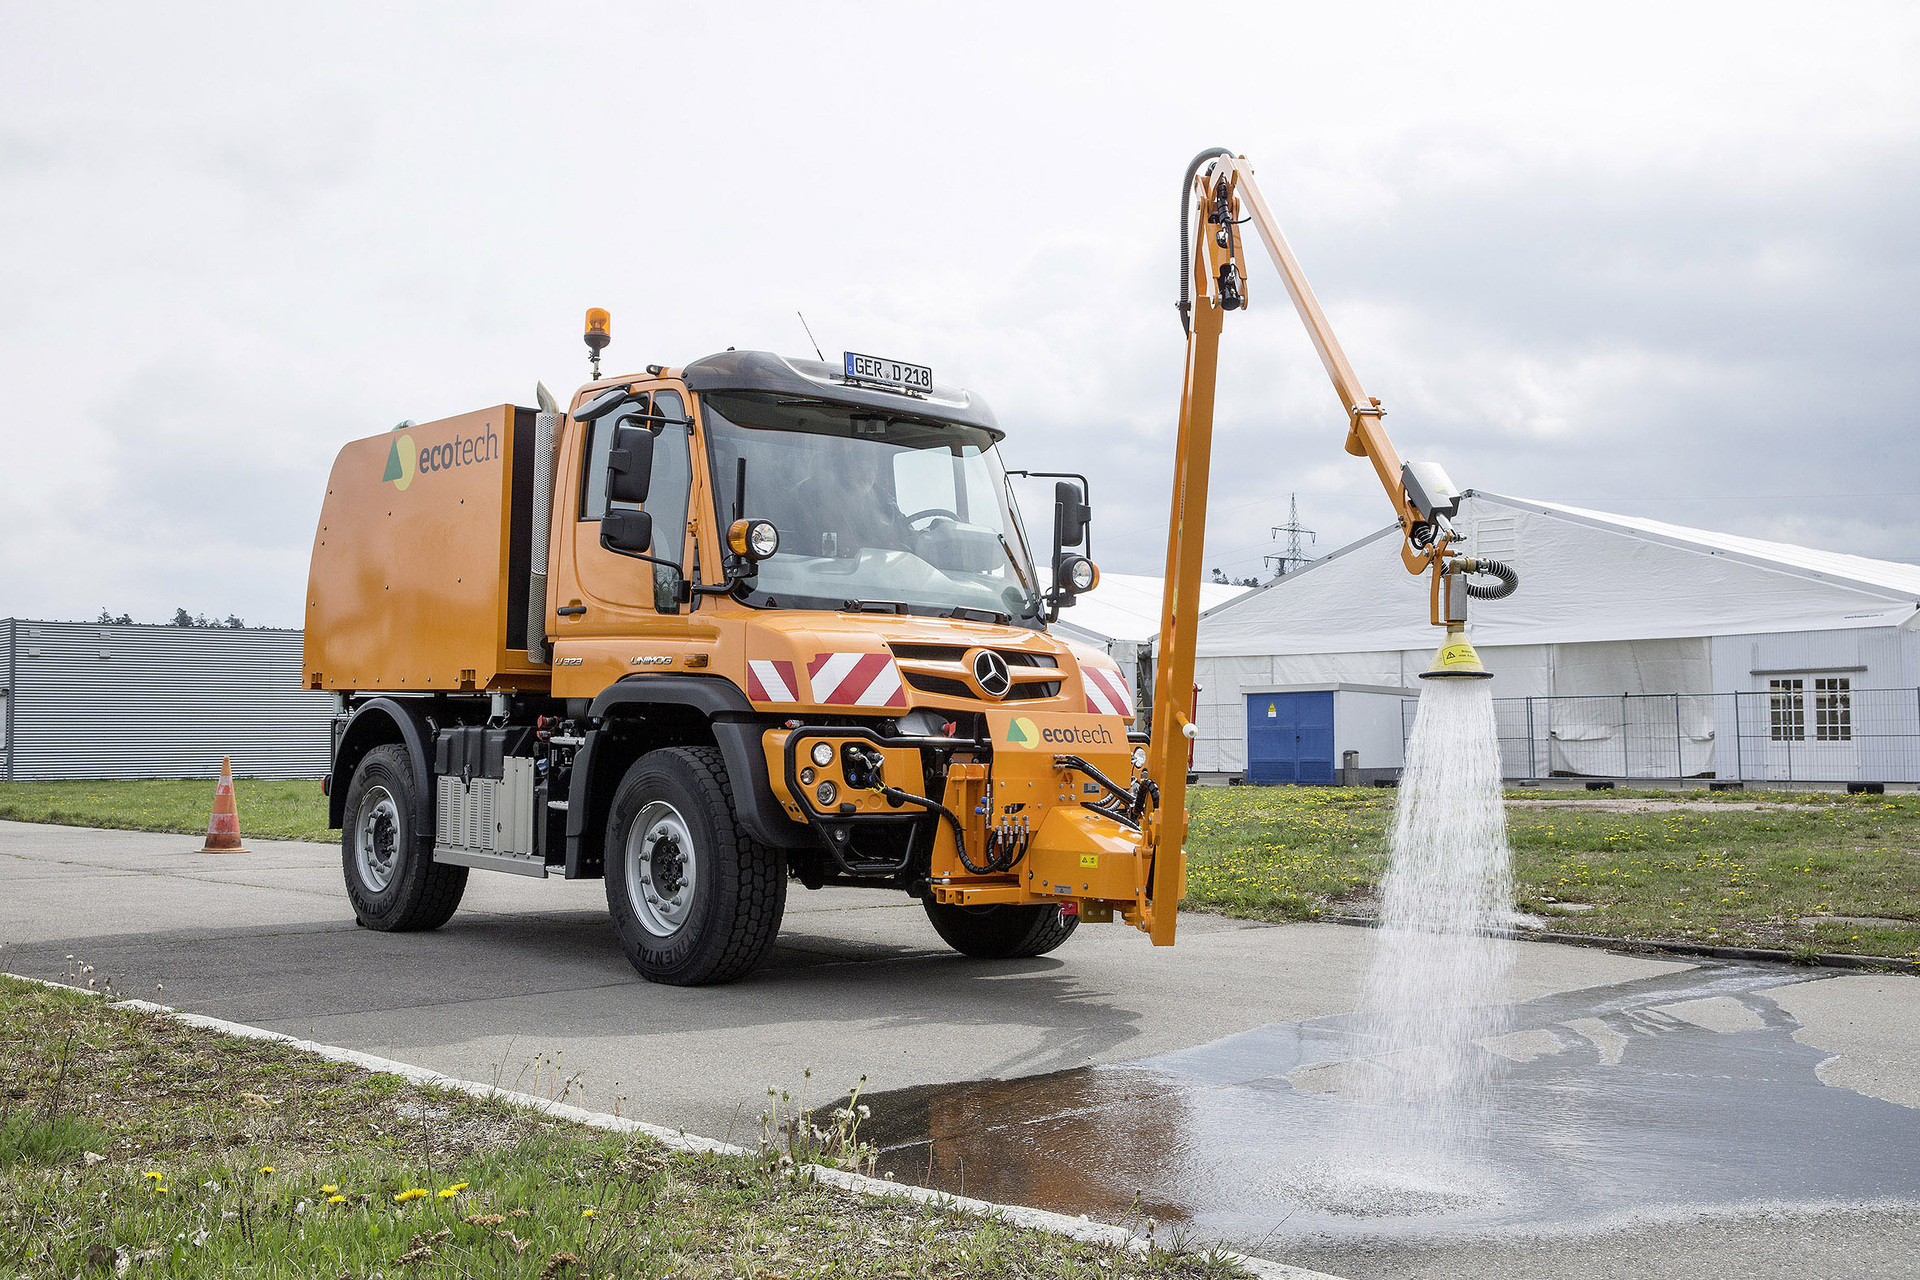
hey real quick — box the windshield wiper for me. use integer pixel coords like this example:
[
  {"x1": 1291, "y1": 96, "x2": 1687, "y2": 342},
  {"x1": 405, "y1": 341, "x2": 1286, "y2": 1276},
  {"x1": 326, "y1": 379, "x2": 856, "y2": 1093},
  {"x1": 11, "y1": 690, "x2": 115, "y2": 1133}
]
[
  {"x1": 845, "y1": 599, "x2": 915, "y2": 615},
  {"x1": 996, "y1": 535, "x2": 1042, "y2": 619},
  {"x1": 948, "y1": 606, "x2": 1011, "y2": 624}
]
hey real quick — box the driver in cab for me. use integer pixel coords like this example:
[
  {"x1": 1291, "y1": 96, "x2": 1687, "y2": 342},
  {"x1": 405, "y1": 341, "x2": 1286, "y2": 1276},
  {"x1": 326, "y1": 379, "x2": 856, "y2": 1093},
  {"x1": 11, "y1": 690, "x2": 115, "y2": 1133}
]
[{"x1": 791, "y1": 439, "x2": 910, "y2": 559}]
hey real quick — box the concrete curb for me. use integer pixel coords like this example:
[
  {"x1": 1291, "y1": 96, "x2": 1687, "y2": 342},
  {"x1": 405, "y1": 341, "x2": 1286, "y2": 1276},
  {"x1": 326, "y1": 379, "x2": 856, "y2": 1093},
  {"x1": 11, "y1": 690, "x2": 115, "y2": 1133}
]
[
  {"x1": 4, "y1": 972, "x2": 1341, "y2": 1280},
  {"x1": 1322, "y1": 915, "x2": 1920, "y2": 975}
]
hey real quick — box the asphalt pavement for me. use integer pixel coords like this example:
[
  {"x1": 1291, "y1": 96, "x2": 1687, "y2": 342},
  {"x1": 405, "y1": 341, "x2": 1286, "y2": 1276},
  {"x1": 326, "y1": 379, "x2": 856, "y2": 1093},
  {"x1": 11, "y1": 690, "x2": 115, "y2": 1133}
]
[{"x1": 4, "y1": 819, "x2": 1918, "y2": 1279}]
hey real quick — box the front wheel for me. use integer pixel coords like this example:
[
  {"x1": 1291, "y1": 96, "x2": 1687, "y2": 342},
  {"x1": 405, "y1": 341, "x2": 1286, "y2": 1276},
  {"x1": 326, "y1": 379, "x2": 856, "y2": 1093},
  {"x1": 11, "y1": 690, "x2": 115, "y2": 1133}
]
[
  {"x1": 923, "y1": 901, "x2": 1079, "y2": 959},
  {"x1": 341, "y1": 744, "x2": 467, "y2": 930},
  {"x1": 604, "y1": 745, "x2": 787, "y2": 985}
]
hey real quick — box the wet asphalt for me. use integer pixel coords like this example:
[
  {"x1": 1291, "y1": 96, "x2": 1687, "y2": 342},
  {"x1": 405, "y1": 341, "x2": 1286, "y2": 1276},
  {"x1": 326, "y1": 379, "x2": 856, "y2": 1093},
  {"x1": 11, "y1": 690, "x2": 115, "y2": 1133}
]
[{"x1": 4, "y1": 820, "x2": 1918, "y2": 1279}]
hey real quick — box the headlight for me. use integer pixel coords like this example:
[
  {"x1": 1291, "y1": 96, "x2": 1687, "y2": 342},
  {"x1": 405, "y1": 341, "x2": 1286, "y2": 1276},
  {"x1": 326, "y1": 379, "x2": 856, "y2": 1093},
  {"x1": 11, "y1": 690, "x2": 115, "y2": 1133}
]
[
  {"x1": 729, "y1": 517, "x2": 781, "y2": 561},
  {"x1": 815, "y1": 780, "x2": 837, "y2": 806},
  {"x1": 800, "y1": 767, "x2": 815, "y2": 786},
  {"x1": 810, "y1": 741, "x2": 835, "y2": 768},
  {"x1": 1132, "y1": 746, "x2": 1148, "y2": 770},
  {"x1": 1062, "y1": 555, "x2": 1098, "y2": 593}
]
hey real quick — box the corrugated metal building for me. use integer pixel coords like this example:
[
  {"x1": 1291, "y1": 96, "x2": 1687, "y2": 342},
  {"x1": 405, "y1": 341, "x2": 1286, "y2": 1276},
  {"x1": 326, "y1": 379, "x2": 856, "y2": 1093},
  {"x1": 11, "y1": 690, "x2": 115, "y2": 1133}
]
[{"x1": 2, "y1": 620, "x2": 335, "y2": 780}]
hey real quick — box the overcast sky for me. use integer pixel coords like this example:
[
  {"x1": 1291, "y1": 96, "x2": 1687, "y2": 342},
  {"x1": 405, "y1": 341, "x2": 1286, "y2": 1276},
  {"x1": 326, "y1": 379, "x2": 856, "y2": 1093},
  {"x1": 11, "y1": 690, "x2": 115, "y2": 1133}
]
[{"x1": 3, "y1": 2, "x2": 1916, "y2": 627}]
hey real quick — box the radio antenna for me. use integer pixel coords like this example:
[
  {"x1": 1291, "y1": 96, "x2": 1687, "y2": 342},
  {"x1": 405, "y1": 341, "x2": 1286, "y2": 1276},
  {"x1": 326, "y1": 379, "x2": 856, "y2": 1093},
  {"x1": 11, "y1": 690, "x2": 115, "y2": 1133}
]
[{"x1": 796, "y1": 311, "x2": 826, "y2": 362}]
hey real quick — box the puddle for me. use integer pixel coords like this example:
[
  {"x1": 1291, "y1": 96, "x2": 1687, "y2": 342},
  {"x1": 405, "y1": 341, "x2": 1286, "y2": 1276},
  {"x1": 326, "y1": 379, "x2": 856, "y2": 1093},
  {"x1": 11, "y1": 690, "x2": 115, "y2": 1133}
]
[{"x1": 849, "y1": 963, "x2": 1920, "y2": 1253}]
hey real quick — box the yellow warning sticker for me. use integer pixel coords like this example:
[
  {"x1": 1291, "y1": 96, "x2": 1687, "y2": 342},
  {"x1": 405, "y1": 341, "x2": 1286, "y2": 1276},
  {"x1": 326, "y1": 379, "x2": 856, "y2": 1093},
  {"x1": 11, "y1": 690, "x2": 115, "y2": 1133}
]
[{"x1": 1079, "y1": 854, "x2": 1099, "y2": 867}]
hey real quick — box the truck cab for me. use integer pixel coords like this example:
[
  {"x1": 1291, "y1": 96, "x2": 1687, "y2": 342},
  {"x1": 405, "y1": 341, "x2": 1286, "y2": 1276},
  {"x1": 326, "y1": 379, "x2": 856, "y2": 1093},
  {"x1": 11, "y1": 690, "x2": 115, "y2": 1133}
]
[{"x1": 306, "y1": 348, "x2": 1158, "y2": 986}]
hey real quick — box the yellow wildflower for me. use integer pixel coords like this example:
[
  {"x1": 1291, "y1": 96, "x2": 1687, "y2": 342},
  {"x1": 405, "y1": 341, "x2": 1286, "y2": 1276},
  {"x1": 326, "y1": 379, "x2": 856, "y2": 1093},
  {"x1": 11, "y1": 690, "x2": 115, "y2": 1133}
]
[
  {"x1": 437, "y1": 1183, "x2": 468, "y2": 1199},
  {"x1": 328, "y1": 1195, "x2": 348, "y2": 1204},
  {"x1": 581, "y1": 1208, "x2": 596, "y2": 1218},
  {"x1": 142, "y1": 1171, "x2": 163, "y2": 1181},
  {"x1": 321, "y1": 1184, "x2": 339, "y2": 1194},
  {"x1": 394, "y1": 1188, "x2": 429, "y2": 1203},
  {"x1": 259, "y1": 1166, "x2": 275, "y2": 1175}
]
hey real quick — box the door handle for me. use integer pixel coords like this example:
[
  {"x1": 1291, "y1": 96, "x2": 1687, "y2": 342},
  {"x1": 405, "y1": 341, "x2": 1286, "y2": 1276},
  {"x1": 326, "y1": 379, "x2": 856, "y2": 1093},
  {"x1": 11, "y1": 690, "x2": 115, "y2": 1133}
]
[{"x1": 556, "y1": 605, "x2": 586, "y2": 617}]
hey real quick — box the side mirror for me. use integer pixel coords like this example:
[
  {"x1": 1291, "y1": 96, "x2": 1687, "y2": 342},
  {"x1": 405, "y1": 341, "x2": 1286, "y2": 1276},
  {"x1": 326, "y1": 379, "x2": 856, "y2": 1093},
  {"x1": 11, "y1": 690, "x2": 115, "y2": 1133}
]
[
  {"x1": 601, "y1": 508, "x2": 653, "y2": 555},
  {"x1": 607, "y1": 422, "x2": 654, "y2": 506},
  {"x1": 1049, "y1": 480, "x2": 1092, "y2": 619},
  {"x1": 1053, "y1": 480, "x2": 1090, "y2": 550}
]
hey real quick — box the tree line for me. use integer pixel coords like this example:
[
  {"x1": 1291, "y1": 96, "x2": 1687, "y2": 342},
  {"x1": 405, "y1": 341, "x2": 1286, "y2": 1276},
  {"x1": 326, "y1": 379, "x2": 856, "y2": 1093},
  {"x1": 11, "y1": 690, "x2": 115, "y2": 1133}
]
[{"x1": 94, "y1": 609, "x2": 248, "y2": 629}]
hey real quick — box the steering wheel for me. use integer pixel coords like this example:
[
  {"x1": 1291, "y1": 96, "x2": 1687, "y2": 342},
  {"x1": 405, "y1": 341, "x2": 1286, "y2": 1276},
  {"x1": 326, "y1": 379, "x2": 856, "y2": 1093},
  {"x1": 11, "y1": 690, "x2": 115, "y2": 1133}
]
[{"x1": 903, "y1": 507, "x2": 961, "y2": 528}]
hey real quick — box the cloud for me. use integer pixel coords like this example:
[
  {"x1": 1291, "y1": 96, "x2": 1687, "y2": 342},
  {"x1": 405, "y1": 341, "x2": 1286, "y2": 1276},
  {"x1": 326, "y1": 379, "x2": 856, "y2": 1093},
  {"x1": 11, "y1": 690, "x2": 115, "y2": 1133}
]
[{"x1": 2, "y1": 2, "x2": 1917, "y2": 625}]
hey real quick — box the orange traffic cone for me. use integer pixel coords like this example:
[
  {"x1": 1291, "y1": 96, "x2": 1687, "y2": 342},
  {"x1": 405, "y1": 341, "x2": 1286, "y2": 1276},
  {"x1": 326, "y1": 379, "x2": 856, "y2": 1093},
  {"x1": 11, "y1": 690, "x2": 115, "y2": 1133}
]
[{"x1": 198, "y1": 756, "x2": 250, "y2": 854}]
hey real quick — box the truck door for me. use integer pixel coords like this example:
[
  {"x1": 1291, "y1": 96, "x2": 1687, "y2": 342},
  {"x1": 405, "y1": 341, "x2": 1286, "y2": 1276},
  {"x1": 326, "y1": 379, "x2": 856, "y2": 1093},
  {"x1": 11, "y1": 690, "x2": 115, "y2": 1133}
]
[{"x1": 554, "y1": 389, "x2": 695, "y2": 633}]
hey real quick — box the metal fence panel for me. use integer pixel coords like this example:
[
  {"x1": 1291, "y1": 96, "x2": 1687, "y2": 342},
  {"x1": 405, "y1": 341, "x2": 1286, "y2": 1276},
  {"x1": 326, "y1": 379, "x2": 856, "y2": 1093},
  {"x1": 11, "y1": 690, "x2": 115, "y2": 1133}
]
[{"x1": 1402, "y1": 686, "x2": 1920, "y2": 784}]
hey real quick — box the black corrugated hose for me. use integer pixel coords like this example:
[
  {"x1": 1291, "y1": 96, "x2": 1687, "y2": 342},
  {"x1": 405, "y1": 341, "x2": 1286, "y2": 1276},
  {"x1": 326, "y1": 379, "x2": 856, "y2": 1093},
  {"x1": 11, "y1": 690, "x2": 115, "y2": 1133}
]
[
  {"x1": 1179, "y1": 147, "x2": 1236, "y2": 335},
  {"x1": 1465, "y1": 559, "x2": 1521, "y2": 599}
]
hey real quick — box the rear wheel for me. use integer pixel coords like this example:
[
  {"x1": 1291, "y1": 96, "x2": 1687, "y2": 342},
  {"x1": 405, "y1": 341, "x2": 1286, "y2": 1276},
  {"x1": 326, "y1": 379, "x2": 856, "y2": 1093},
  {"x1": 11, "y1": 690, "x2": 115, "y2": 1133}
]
[
  {"x1": 341, "y1": 744, "x2": 467, "y2": 930},
  {"x1": 923, "y1": 901, "x2": 1079, "y2": 959},
  {"x1": 604, "y1": 745, "x2": 786, "y2": 985}
]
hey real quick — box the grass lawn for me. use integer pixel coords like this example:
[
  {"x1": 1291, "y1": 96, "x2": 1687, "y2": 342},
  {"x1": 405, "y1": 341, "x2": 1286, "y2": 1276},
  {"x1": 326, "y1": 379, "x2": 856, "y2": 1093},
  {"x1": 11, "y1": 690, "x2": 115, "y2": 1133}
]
[
  {"x1": 0, "y1": 779, "x2": 334, "y2": 844},
  {"x1": 6, "y1": 778, "x2": 1916, "y2": 961},
  {"x1": 1185, "y1": 786, "x2": 1920, "y2": 962},
  {"x1": 0, "y1": 976, "x2": 1238, "y2": 1279}
]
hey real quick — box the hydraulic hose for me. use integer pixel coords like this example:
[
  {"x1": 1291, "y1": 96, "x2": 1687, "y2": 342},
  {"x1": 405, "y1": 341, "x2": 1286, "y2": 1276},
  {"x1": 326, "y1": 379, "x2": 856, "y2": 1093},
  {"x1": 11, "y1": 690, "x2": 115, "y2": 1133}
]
[
  {"x1": 877, "y1": 785, "x2": 1006, "y2": 876},
  {"x1": 1464, "y1": 558, "x2": 1520, "y2": 600},
  {"x1": 1179, "y1": 147, "x2": 1236, "y2": 336}
]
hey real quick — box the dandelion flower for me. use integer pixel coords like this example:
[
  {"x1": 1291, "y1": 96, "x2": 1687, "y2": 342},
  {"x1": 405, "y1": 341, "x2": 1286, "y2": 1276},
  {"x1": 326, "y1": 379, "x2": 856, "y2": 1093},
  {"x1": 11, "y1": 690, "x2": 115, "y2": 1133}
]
[
  {"x1": 321, "y1": 1185, "x2": 339, "y2": 1195},
  {"x1": 394, "y1": 1188, "x2": 429, "y2": 1203},
  {"x1": 582, "y1": 1208, "x2": 596, "y2": 1218},
  {"x1": 259, "y1": 1166, "x2": 276, "y2": 1175},
  {"x1": 143, "y1": 1171, "x2": 163, "y2": 1181},
  {"x1": 437, "y1": 1183, "x2": 468, "y2": 1199},
  {"x1": 328, "y1": 1195, "x2": 348, "y2": 1204}
]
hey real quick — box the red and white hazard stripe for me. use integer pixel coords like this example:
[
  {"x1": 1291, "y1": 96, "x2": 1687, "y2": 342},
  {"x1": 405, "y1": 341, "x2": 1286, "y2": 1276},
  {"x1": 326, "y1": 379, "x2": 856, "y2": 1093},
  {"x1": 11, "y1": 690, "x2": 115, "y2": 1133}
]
[
  {"x1": 1082, "y1": 665, "x2": 1136, "y2": 717},
  {"x1": 808, "y1": 651, "x2": 906, "y2": 708},
  {"x1": 746, "y1": 659, "x2": 800, "y2": 704}
]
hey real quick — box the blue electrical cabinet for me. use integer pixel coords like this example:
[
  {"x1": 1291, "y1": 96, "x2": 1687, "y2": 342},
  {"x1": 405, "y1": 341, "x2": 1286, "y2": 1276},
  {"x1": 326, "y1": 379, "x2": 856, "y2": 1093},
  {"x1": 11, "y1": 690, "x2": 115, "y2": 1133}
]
[{"x1": 1247, "y1": 691, "x2": 1336, "y2": 784}]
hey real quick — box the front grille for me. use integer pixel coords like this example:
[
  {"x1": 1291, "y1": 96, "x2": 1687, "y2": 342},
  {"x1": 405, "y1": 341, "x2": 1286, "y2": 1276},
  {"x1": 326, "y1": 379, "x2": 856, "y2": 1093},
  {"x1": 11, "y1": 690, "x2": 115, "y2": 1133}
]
[
  {"x1": 888, "y1": 644, "x2": 1061, "y2": 703},
  {"x1": 903, "y1": 673, "x2": 977, "y2": 700}
]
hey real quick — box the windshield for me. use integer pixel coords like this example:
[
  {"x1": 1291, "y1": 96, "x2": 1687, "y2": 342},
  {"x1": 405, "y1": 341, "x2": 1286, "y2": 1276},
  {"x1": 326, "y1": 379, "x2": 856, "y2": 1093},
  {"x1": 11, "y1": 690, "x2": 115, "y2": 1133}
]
[{"x1": 701, "y1": 392, "x2": 1044, "y2": 625}]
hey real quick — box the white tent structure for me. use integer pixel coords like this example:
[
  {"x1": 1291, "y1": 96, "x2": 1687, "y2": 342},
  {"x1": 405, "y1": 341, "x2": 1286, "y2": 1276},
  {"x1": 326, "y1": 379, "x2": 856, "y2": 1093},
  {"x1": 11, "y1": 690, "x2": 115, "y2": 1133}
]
[
  {"x1": 1052, "y1": 572, "x2": 1252, "y2": 715},
  {"x1": 1184, "y1": 492, "x2": 1920, "y2": 783}
]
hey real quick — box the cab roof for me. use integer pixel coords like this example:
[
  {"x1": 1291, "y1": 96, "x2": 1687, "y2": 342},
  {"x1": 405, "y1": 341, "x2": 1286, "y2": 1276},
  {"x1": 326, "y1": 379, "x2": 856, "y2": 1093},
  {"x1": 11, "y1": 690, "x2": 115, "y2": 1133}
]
[{"x1": 680, "y1": 350, "x2": 1001, "y2": 438}]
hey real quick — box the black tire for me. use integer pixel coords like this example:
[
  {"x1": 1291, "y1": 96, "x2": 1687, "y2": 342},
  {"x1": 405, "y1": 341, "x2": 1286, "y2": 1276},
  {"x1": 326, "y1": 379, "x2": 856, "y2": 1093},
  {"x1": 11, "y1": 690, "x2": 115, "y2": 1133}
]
[
  {"x1": 603, "y1": 745, "x2": 787, "y2": 986},
  {"x1": 341, "y1": 744, "x2": 468, "y2": 931},
  {"x1": 923, "y1": 901, "x2": 1079, "y2": 959}
]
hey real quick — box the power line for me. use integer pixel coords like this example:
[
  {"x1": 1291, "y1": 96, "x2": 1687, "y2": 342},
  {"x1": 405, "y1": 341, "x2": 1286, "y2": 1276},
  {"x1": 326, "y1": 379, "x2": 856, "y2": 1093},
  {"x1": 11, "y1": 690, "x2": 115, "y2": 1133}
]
[{"x1": 1263, "y1": 493, "x2": 1317, "y2": 577}]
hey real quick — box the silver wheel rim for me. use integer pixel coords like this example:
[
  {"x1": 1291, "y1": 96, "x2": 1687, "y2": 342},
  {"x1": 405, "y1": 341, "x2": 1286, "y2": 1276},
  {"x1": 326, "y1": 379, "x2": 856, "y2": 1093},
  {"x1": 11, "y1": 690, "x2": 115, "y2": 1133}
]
[
  {"x1": 626, "y1": 800, "x2": 698, "y2": 938},
  {"x1": 355, "y1": 785, "x2": 401, "y2": 893}
]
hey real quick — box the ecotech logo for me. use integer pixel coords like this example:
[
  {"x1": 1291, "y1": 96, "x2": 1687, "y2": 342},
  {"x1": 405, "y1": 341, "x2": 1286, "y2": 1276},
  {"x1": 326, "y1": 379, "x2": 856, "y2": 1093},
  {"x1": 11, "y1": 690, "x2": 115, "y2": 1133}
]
[
  {"x1": 1003, "y1": 716, "x2": 1115, "y2": 750},
  {"x1": 383, "y1": 423, "x2": 499, "y2": 491}
]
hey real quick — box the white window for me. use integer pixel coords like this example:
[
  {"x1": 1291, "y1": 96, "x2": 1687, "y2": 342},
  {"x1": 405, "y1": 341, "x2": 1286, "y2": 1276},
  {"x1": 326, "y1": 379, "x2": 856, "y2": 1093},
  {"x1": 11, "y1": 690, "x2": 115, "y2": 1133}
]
[
  {"x1": 1814, "y1": 676, "x2": 1852, "y2": 742},
  {"x1": 1769, "y1": 678, "x2": 1804, "y2": 742}
]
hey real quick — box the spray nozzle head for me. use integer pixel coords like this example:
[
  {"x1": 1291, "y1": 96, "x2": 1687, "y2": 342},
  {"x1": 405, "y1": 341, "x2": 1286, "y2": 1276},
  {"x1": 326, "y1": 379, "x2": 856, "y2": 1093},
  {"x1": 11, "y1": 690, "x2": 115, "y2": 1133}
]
[{"x1": 1421, "y1": 624, "x2": 1492, "y2": 680}]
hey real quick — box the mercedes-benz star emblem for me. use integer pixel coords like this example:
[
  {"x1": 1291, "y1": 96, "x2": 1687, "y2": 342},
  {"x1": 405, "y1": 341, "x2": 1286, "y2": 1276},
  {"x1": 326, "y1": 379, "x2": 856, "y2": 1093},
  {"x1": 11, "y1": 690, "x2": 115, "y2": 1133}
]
[{"x1": 972, "y1": 649, "x2": 1012, "y2": 700}]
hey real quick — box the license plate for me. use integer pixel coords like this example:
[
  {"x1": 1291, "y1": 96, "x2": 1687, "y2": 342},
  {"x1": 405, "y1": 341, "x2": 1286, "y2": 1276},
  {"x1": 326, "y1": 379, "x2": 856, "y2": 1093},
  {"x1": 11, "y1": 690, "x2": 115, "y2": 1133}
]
[{"x1": 843, "y1": 351, "x2": 932, "y2": 392}]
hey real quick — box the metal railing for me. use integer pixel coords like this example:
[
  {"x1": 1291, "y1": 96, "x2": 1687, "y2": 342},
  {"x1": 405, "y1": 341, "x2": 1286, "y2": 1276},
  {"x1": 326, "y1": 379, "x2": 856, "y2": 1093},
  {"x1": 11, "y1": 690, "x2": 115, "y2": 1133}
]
[{"x1": 1401, "y1": 688, "x2": 1920, "y2": 784}]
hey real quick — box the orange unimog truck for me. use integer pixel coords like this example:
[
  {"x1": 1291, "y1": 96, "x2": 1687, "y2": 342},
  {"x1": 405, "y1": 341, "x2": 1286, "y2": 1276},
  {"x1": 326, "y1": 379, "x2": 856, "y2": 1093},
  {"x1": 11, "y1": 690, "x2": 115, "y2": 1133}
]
[
  {"x1": 306, "y1": 155, "x2": 1514, "y2": 988},
  {"x1": 305, "y1": 330, "x2": 1156, "y2": 985}
]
